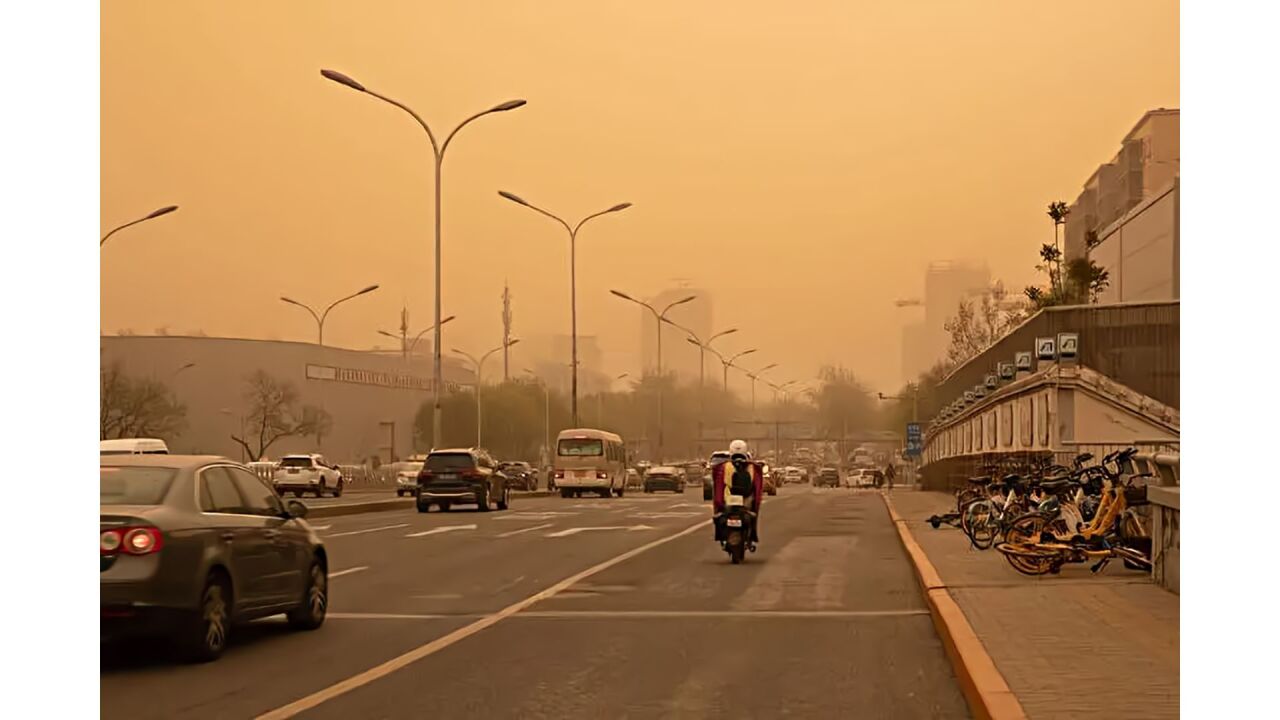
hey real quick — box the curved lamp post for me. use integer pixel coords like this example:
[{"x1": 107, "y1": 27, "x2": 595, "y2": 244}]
[
  {"x1": 101, "y1": 205, "x2": 179, "y2": 247},
  {"x1": 453, "y1": 339, "x2": 520, "y2": 447},
  {"x1": 499, "y1": 191, "x2": 631, "y2": 426},
  {"x1": 280, "y1": 284, "x2": 380, "y2": 346},
  {"x1": 322, "y1": 67, "x2": 525, "y2": 451},
  {"x1": 609, "y1": 290, "x2": 696, "y2": 463}
]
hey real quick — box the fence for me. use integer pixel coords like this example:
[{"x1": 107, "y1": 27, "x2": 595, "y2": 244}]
[{"x1": 246, "y1": 461, "x2": 397, "y2": 486}]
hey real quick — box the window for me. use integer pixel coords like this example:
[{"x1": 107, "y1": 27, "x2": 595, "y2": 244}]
[
  {"x1": 559, "y1": 438, "x2": 603, "y2": 456},
  {"x1": 229, "y1": 467, "x2": 283, "y2": 516},
  {"x1": 427, "y1": 453, "x2": 477, "y2": 471},
  {"x1": 280, "y1": 456, "x2": 315, "y2": 468},
  {"x1": 200, "y1": 467, "x2": 246, "y2": 513},
  {"x1": 101, "y1": 466, "x2": 176, "y2": 505}
]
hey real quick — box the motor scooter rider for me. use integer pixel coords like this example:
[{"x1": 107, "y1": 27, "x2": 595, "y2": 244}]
[{"x1": 714, "y1": 439, "x2": 762, "y2": 543}]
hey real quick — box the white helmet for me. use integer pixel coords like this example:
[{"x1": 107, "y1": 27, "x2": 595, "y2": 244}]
[{"x1": 729, "y1": 439, "x2": 749, "y2": 459}]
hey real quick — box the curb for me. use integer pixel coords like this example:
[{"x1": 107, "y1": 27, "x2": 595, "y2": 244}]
[
  {"x1": 307, "y1": 490, "x2": 556, "y2": 519},
  {"x1": 881, "y1": 493, "x2": 1028, "y2": 720}
]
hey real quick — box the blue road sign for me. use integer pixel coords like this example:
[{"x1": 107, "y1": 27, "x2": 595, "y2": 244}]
[{"x1": 905, "y1": 423, "x2": 923, "y2": 457}]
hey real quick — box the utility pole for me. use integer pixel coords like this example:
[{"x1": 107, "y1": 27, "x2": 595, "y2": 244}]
[
  {"x1": 399, "y1": 308, "x2": 410, "y2": 362},
  {"x1": 502, "y1": 282, "x2": 513, "y2": 382}
]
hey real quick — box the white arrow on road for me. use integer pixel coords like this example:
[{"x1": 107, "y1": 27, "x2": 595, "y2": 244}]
[
  {"x1": 405, "y1": 524, "x2": 477, "y2": 538},
  {"x1": 545, "y1": 525, "x2": 654, "y2": 538}
]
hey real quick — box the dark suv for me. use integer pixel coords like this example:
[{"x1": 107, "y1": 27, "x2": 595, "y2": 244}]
[
  {"x1": 499, "y1": 461, "x2": 536, "y2": 491},
  {"x1": 416, "y1": 449, "x2": 511, "y2": 513}
]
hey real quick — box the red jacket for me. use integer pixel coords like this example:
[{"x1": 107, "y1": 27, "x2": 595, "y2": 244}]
[{"x1": 711, "y1": 460, "x2": 763, "y2": 513}]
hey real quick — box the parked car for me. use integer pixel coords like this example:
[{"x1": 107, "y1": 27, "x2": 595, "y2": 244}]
[
  {"x1": 395, "y1": 461, "x2": 424, "y2": 497},
  {"x1": 814, "y1": 467, "x2": 841, "y2": 488},
  {"x1": 416, "y1": 448, "x2": 511, "y2": 513},
  {"x1": 273, "y1": 454, "x2": 344, "y2": 498},
  {"x1": 643, "y1": 466, "x2": 685, "y2": 493},
  {"x1": 846, "y1": 468, "x2": 878, "y2": 488},
  {"x1": 101, "y1": 455, "x2": 327, "y2": 662},
  {"x1": 499, "y1": 461, "x2": 537, "y2": 491}
]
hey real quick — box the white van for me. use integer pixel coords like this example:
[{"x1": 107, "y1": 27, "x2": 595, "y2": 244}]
[
  {"x1": 553, "y1": 428, "x2": 626, "y2": 498},
  {"x1": 100, "y1": 438, "x2": 170, "y2": 455}
]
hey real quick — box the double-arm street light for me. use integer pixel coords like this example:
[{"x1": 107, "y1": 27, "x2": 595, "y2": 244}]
[
  {"x1": 101, "y1": 205, "x2": 179, "y2": 247},
  {"x1": 379, "y1": 314, "x2": 458, "y2": 363},
  {"x1": 281, "y1": 284, "x2": 380, "y2": 346},
  {"x1": 708, "y1": 346, "x2": 758, "y2": 392},
  {"x1": 499, "y1": 191, "x2": 631, "y2": 427},
  {"x1": 609, "y1": 290, "x2": 696, "y2": 463},
  {"x1": 743, "y1": 362, "x2": 779, "y2": 417},
  {"x1": 597, "y1": 372, "x2": 630, "y2": 429},
  {"x1": 322, "y1": 68, "x2": 526, "y2": 452},
  {"x1": 878, "y1": 386, "x2": 920, "y2": 423},
  {"x1": 453, "y1": 339, "x2": 520, "y2": 448}
]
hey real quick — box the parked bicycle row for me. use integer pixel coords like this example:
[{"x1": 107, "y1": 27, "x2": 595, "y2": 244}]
[{"x1": 927, "y1": 448, "x2": 1153, "y2": 576}]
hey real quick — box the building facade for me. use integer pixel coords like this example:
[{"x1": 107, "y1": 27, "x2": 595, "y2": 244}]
[
  {"x1": 101, "y1": 335, "x2": 473, "y2": 463},
  {"x1": 900, "y1": 261, "x2": 992, "y2": 382}
]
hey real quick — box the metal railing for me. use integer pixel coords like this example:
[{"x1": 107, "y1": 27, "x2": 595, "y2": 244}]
[{"x1": 1132, "y1": 451, "x2": 1179, "y2": 486}]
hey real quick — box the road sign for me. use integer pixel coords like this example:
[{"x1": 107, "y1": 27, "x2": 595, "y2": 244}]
[
  {"x1": 1036, "y1": 337, "x2": 1057, "y2": 360},
  {"x1": 1015, "y1": 351, "x2": 1033, "y2": 371},
  {"x1": 998, "y1": 362, "x2": 1015, "y2": 380},
  {"x1": 1058, "y1": 332, "x2": 1079, "y2": 359},
  {"x1": 905, "y1": 423, "x2": 922, "y2": 457},
  {"x1": 984, "y1": 374, "x2": 998, "y2": 389}
]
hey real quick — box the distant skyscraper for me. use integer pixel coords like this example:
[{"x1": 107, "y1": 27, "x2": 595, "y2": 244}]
[
  {"x1": 900, "y1": 260, "x2": 991, "y2": 382},
  {"x1": 638, "y1": 284, "x2": 711, "y2": 382}
]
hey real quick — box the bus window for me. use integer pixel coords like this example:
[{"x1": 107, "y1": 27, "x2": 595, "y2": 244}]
[{"x1": 559, "y1": 438, "x2": 603, "y2": 456}]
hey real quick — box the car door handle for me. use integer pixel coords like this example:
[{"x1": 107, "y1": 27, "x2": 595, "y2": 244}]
[{"x1": 220, "y1": 531, "x2": 235, "y2": 542}]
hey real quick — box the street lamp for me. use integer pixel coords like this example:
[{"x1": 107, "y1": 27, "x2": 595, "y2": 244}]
[
  {"x1": 101, "y1": 205, "x2": 179, "y2": 247},
  {"x1": 609, "y1": 290, "x2": 697, "y2": 463},
  {"x1": 743, "y1": 362, "x2": 778, "y2": 417},
  {"x1": 453, "y1": 339, "x2": 520, "y2": 448},
  {"x1": 711, "y1": 347, "x2": 758, "y2": 391},
  {"x1": 280, "y1": 284, "x2": 380, "y2": 346},
  {"x1": 499, "y1": 191, "x2": 631, "y2": 426},
  {"x1": 322, "y1": 68, "x2": 525, "y2": 453},
  {"x1": 522, "y1": 368, "x2": 551, "y2": 474},
  {"x1": 379, "y1": 314, "x2": 457, "y2": 363}
]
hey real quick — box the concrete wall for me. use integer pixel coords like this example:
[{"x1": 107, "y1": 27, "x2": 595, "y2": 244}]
[
  {"x1": 1093, "y1": 179, "x2": 1179, "y2": 303},
  {"x1": 101, "y1": 335, "x2": 474, "y2": 463}
]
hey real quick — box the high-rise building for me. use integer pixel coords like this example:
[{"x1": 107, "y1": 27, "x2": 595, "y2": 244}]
[
  {"x1": 899, "y1": 261, "x2": 991, "y2": 382},
  {"x1": 638, "y1": 285, "x2": 711, "y2": 382}
]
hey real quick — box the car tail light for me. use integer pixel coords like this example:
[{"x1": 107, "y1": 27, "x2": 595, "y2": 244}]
[
  {"x1": 596, "y1": 471, "x2": 609, "y2": 479},
  {"x1": 101, "y1": 526, "x2": 163, "y2": 555},
  {"x1": 554, "y1": 470, "x2": 564, "y2": 479}
]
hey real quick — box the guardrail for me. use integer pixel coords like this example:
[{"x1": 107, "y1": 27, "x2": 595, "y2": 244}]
[
  {"x1": 246, "y1": 462, "x2": 397, "y2": 486},
  {"x1": 1133, "y1": 451, "x2": 1179, "y2": 486}
]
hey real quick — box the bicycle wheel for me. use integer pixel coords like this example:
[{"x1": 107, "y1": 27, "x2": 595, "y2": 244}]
[
  {"x1": 963, "y1": 501, "x2": 994, "y2": 549},
  {"x1": 1112, "y1": 544, "x2": 1152, "y2": 572},
  {"x1": 1002, "y1": 515, "x2": 1053, "y2": 573},
  {"x1": 995, "y1": 542, "x2": 1059, "y2": 576}
]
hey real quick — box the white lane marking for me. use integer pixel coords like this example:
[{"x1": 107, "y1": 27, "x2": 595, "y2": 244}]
[
  {"x1": 631, "y1": 511, "x2": 704, "y2": 519},
  {"x1": 515, "y1": 609, "x2": 930, "y2": 619},
  {"x1": 667, "y1": 503, "x2": 706, "y2": 509},
  {"x1": 323, "y1": 523, "x2": 409, "y2": 538},
  {"x1": 328, "y1": 612, "x2": 481, "y2": 620},
  {"x1": 404, "y1": 524, "x2": 476, "y2": 538},
  {"x1": 309, "y1": 525, "x2": 332, "y2": 531},
  {"x1": 254, "y1": 518, "x2": 711, "y2": 720},
  {"x1": 328, "y1": 566, "x2": 369, "y2": 579},
  {"x1": 545, "y1": 524, "x2": 653, "y2": 538},
  {"x1": 492, "y1": 511, "x2": 579, "y2": 521},
  {"x1": 497, "y1": 523, "x2": 553, "y2": 538}
]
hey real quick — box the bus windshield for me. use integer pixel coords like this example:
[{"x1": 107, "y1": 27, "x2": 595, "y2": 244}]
[{"x1": 558, "y1": 438, "x2": 603, "y2": 456}]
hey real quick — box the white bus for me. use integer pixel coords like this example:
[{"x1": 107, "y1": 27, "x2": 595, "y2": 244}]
[{"x1": 553, "y1": 428, "x2": 627, "y2": 498}]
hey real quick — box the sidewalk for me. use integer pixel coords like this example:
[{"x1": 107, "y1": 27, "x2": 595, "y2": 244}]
[{"x1": 889, "y1": 490, "x2": 1179, "y2": 719}]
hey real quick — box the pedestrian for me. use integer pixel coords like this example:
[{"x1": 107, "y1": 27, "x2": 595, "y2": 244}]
[{"x1": 885, "y1": 462, "x2": 896, "y2": 491}]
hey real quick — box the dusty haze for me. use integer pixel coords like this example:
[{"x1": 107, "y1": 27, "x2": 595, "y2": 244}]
[{"x1": 101, "y1": 1, "x2": 1179, "y2": 393}]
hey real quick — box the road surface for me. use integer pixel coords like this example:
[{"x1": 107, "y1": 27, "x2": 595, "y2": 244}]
[{"x1": 101, "y1": 487, "x2": 968, "y2": 719}]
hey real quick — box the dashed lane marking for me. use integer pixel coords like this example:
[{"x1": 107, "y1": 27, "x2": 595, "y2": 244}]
[
  {"x1": 404, "y1": 524, "x2": 476, "y2": 538},
  {"x1": 323, "y1": 523, "x2": 409, "y2": 538},
  {"x1": 497, "y1": 523, "x2": 554, "y2": 538},
  {"x1": 328, "y1": 566, "x2": 369, "y2": 579}
]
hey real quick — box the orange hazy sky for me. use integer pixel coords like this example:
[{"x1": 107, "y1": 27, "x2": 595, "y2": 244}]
[{"x1": 101, "y1": 1, "x2": 1179, "y2": 393}]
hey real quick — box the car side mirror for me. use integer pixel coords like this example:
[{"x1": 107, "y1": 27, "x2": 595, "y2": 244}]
[{"x1": 285, "y1": 499, "x2": 309, "y2": 519}]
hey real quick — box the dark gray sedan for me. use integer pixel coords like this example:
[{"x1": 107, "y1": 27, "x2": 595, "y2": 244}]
[{"x1": 101, "y1": 455, "x2": 328, "y2": 662}]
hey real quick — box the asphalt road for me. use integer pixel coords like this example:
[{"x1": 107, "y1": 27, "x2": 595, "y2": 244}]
[{"x1": 101, "y1": 486, "x2": 968, "y2": 719}]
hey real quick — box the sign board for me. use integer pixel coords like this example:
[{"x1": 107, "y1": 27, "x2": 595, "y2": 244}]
[
  {"x1": 1058, "y1": 332, "x2": 1079, "y2": 359},
  {"x1": 905, "y1": 423, "x2": 923, "y2": 457},
  {"x1": 1015, "y1": 351, "x2": 1033, "y2": 371},
  {"x1": 984, "y1": 374, "x2": 998, "y2": 389},
  {"x1": 305, "y1": 363, "x2": 459, "y2": 393},
  {"x1": 998, "y1": 362, "x2": 1015, "y2": 380},
  {"x1": 1035, "y1": 337, "x2": 1057, "y2": 361}
]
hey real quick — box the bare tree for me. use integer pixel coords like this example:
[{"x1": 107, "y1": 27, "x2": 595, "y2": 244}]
[
  {"x1": 232, "y1": 371, "x2": 332, "y2": 462},
  {"x1": 943, "y1": 282, "x2": 1029, "y2": 367},
  {"x1": 100, "y1": 363, "x2": 188, "y2": 440}
]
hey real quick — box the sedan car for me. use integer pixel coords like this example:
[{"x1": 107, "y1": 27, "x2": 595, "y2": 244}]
[
  {"x1": 273, "y1": 454, "x2": 344, "y2": 498},
  {"x1": 395, "y1": 461, "x2": 424, "y2": 497},
  {"x1": 814, "y1": 467, "x2": 841, "y2": 488},
  {"x1": 643, "y1": 466, "x2": 685, "y2": 493},
  {"x1": 499, "y1": 461, "x2": 537, "y2": 491},
  {"x1": 101, "y1": 455, "x2": 327, "y2": 662}
]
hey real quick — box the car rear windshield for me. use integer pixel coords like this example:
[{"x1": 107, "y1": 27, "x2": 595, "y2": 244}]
[
  {"x1": 427, "y1": 453, "x2": 476, "y2": 470},
  {"x1": 280, "y1": 457, "x2": 314, "y2": 468},
  {"x1": 559, "y1": 438, "x2": 603, "y2": 456},
  {"x1": 101, "y1": 466, "x2": 176, "y2": 505}
]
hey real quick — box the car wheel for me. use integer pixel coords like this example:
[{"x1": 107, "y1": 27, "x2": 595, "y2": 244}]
[
  {"x1": 332, "y1": 481, "x2": 343, "y2": 498},
  {"x1": 416, "y1": 499, "x2": 430, "y2": 513},
  {"x1": 496, "y1": 486, "x2": 510, "y2": 511},
  {"x1": 440, "y1": 502, "x2": 451, "y2": 512},
  {"x1": 286, "y1": 560, "x2": 327, "y2": 631},
  {"x1": 314, "y1": 482, "x2": 325, "y2": 498},
  {"x1": 181, "y1": 572, "x2": 231, "y2": 663},
  {"x1": 476, "y1": 487, "x2": 491, "y2": 512},
  {"x1": 560, "y1": 488, "x2": 572, "y2": 499}
]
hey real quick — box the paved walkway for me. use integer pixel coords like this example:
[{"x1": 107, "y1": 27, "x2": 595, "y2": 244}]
[{"x1": 890, "y1": 490, "x2": 1179, "y2": 720}]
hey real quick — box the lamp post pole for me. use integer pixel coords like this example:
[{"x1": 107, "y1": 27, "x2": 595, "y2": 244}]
[
  {"x1": 101, "y1": 205, "x2": 179, "y2": 247},
  {"x1": 281, "y1": 284, "x2": 380, "y2": 346},
  {"x1": 609, "y1": 291, "x2": 697, "y2": 464},
  {"x1": 322, "y1": 68, "x2": 526, "y2": 453},
  {"x1": 498, "y1": 192, "x2": 631, "y2": 427},
  {"x1": 453, "y1": 340, "x2": 520, "y2": 448}
]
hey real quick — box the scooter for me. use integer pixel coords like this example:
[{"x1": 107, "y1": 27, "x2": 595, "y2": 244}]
[{"x1": 718, "y1": 494, "x2": 757, "y2": 564}]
